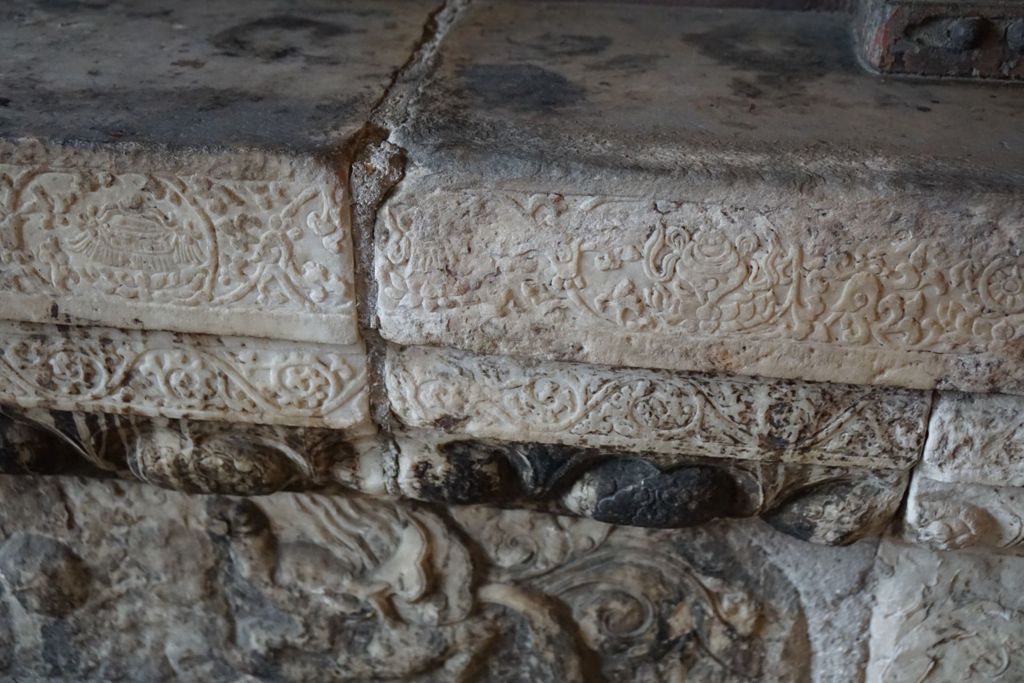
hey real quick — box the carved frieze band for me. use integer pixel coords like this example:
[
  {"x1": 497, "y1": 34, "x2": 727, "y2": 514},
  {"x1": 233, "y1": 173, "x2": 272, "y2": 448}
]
[
  {"x1": 0, "y1": 320, "x2": 370, "y2": 428},
  {"x1": 376, "y1": 187, "x2": 1024, "y2": 392},
  {"x1": 0, "y1": 161, "x2": 357, "y2": 343},
  {"x1": 385, "y1": 345, "x2": 929, "y2": 469}
]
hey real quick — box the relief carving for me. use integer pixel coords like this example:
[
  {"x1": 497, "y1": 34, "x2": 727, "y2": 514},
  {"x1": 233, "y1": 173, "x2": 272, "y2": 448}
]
[
  {"x1": 904, "y1": 475, "x2": 1024, "y2": 554},
  {"x1": 0, "y1": 162, "x2": 357, "y2": 341},
  {"x1": 922, "y1": 392, "x2": 1024, "y2": 487},
  {"x1": 376, "y1": 189, "x2": 1024, "y2": 391},
  {"x1": 0, "y1": 474, "x2": 824, "y2": 681},
  {"x1": 0, "y1": 320, "x2": 369, "y2": 428},
  {"x1": 386, "y1": 344, "x2": 928, "y2": 469},
  {"x1": 868, "y1": 540, "x2": 1024, "y2": 682}
]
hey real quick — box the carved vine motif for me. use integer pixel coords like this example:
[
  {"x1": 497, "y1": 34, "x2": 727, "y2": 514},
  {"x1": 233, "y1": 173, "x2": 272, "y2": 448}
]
[
  {"x1": 378, "y1": 191, "x2": 1024, "y2": 354},
  {"x1": 0, "y1": 322, "x2": 368, "y2": 427},
  {"x1": 386, "y1": 345, "x2": 927, "y2": 468},
  {"x1": 0, "y1": 164, "x2": 353, "y2": 315}
]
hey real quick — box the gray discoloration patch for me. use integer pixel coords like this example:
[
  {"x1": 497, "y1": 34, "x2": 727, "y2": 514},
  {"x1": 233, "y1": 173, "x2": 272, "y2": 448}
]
[
  {"x1": 513, "y1": 33, "x2": 613, "y2": 58},
  {"x1": 459, "y1": 64, "x2": 586, "y2": 111},
  {"x1": 416, "y1": 441, "x2": 518, "y2": 505},
  {"x1": 211, "y1": 15, "x2": 354, "y2": 63},
  {"x1": 0, "y1": 534, "x2": 90, "y2": 617}
]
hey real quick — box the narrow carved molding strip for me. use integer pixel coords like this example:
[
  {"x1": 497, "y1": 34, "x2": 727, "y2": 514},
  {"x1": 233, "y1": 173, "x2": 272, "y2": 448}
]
[
  {"x1": 386, "y1": 344, "x2": 929, "y2": 469},
  {"x1": 0, "y1": 155, "x2": 358, "y2": 343},
  {"x1": 0, "y1": 320, "x2": 370, "y2": 428},
  {"x1": 376, "y1": 187, "x2": 1024, "y2": 393},
  {"x1": 922, "y1": 392, "x2": 1024, "y2": 487}
]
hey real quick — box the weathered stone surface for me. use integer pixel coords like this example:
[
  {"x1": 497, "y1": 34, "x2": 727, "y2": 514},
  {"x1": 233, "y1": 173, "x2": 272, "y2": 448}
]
[
  {"x1": 0, "y1": 319, "x2": 369, "y2": 428},
  {"x1": 0, "y1": 473, "x2": 878, "y2": 682},
  {"x1": 0, "y1": 0, "x2": 435, "y2": 150},
  {"x1": 0, "y1": 407, "x2": 380, "y2": 496},
  {"x1": 376, "y1": 2, "x2": 1024, "y2": 393},
  {"x1": 0, "y1": 0, "x2": 439, "y2": 342},
  {"x1": 868, "y1": 539, "x2": 1024, "y2": 681},
  {"x1": 904, "y1": 475, "x2": 1024, "y2": 555},
  {"x1": 394, "y1": 429, "x2": 908, "y2": 543},
  {"x1": 386, "y1": 344, "x2": 929, "y2": 469},
  {"x1": 922, "y1": 391, "x2": 1024, "y2": 486}
]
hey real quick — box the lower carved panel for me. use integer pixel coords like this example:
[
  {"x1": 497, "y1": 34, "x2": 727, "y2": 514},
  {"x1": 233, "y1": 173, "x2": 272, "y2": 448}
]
[
  {"x1": 868, "y1": 539, "x2": 1024, "y2": 682},
  {"x1": 0, "y1": 474, "x2": 879, "y2": 682}
]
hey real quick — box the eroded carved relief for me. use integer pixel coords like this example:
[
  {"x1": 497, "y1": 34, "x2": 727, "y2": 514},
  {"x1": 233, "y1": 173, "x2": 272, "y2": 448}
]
[
  {"x1": 0, "y1": 474, "x2": 842, "y2": 682},
  {"x1": 904, "y1": 476, "x2": 1024, "y2": 554},
  {"x1": 922, "y1": 392, "x2": 1024, "y2": 487},
  {"x1": 376, "y1": 188, "x2": 1024, "y2": 391},
  {"x1": 0, "y1": 161, "x2": 357, "y2": 342},
  {"x1": 0, "y1": 407, "x2": 376, "y2": 496},
  {"x1": 868, "y1": 539, "x2": 1024, "y2": 682},
  {"x1": 0, "y1": 320, "x2": 369, "y2": 428},
  {"x1": 386, "y1": 344, "x2": 928, "y2": 469},
  {"x1": 395, "y1": 430, "x2": 908, "y2": 544}
]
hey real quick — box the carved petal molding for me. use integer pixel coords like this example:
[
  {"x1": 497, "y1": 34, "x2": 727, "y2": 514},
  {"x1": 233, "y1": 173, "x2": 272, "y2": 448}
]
[
  {"x1": 0, "y1": 320, "x2": 370, "y2": 428},
  {"x1": 386, "y1": 344, "x2": 929, "y2": 469},
  {"x1": 0, "y1": 158, "x2": 357, "y2": 343}
]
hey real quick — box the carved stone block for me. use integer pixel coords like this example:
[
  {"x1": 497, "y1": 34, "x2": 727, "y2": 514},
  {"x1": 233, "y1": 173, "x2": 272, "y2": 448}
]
[
  {"x1": 0, "y1": 320, "x2": 370, "y2": 429},
  {"x1": 0, "y1": 473, "x2": 879, "y2": 682},
  {"x1": 922, "y1": 391, "x2": 1024, "y2": 486},
  {"x1": 904, "y1": 475, "x2": 1024, "y2": 555},
  {"x1": 386, "y1": 344, "x2": 930, "y2": 469},
  {"x1": 868, "y1": 539, "x2": 1024, "y2": 681},
  {"x1": 376, "y1": 2, "x2": 1024, "y2": 393}
]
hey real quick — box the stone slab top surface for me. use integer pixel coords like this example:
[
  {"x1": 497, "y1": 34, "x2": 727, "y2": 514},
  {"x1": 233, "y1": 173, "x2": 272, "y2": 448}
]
[
  {"x1": 0, "y1": 0, "x2": 437, "y2": 152},
  {"x1": 397, "y1": 1, "x2": 1024, "y2": 190}
]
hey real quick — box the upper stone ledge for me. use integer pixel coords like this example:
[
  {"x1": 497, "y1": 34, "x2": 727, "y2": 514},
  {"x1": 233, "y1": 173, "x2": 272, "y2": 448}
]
[
  {"x1": 0, "y1": 0, "x2": 440, "y2": 342},
  {"x1": 377, "y1": 2, "x2": 1024, "y2": 393},
  {"x1": 395, "y1": 2, "x2": 1023, "y2": 191},
  {"x1": 0, "y1": 0, "x2": 438, "y2": 152}
]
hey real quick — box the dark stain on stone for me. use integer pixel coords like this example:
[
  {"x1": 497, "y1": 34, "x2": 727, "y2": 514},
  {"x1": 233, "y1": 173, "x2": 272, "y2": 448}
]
[
  {"x1": 729, "y1": 77, "x2": 764, "y2": 99},
  {"x1": 459, "y1": 63, "x2": 586, "y2": 111},
  {"x1": 503, "y1": 442, "x2": 588, "y2": 499},
  {"x1": 587, "y1": 460, "x2": 740, "y2": 528},
  {"x1": 681, "y1": 17, "x2": 856, "y2": 95},
  {"x1": 211, "y1": 15, "x2": 352, "y2": 62},
  {"x1": 417, "y1": 441, "x2": 519, "y2": 505},
  {"x1": 0, "y1": 534, "x2": 91, "y2": 618},
  {"x1": 763, "y1": 479, "x2": 867, "y2": 545},
  {"x1": 513, "y1": 33, "x2": 613, "y2": 58}
]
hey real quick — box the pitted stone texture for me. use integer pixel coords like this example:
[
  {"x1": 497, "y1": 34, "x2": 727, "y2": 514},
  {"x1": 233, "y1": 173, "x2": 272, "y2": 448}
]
[
  {"x1": 0, "y1": 320, "x2": 369, "y2": 428},
  {"x1": 0, "y1": 474, "x2": 877, "y2": 682},
  {"x1": 868, "y1": 539, "x2": 1024, "y2": 682},
  {"x1": 386, "y1": 344, "x2": 929, "y2": 469},
  {"x1": 377, "y1": 2, "x2": 1024, "y2": 393},
  {"x1": 922, "y1": 392, "x2": 1024, "y2": 487},
  {"x1": 394, "y1": 429, "x2": 908, "y2": 543},
  {"x1": 904, "y1": 475, "x2": 1024, "y2": 555}
]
